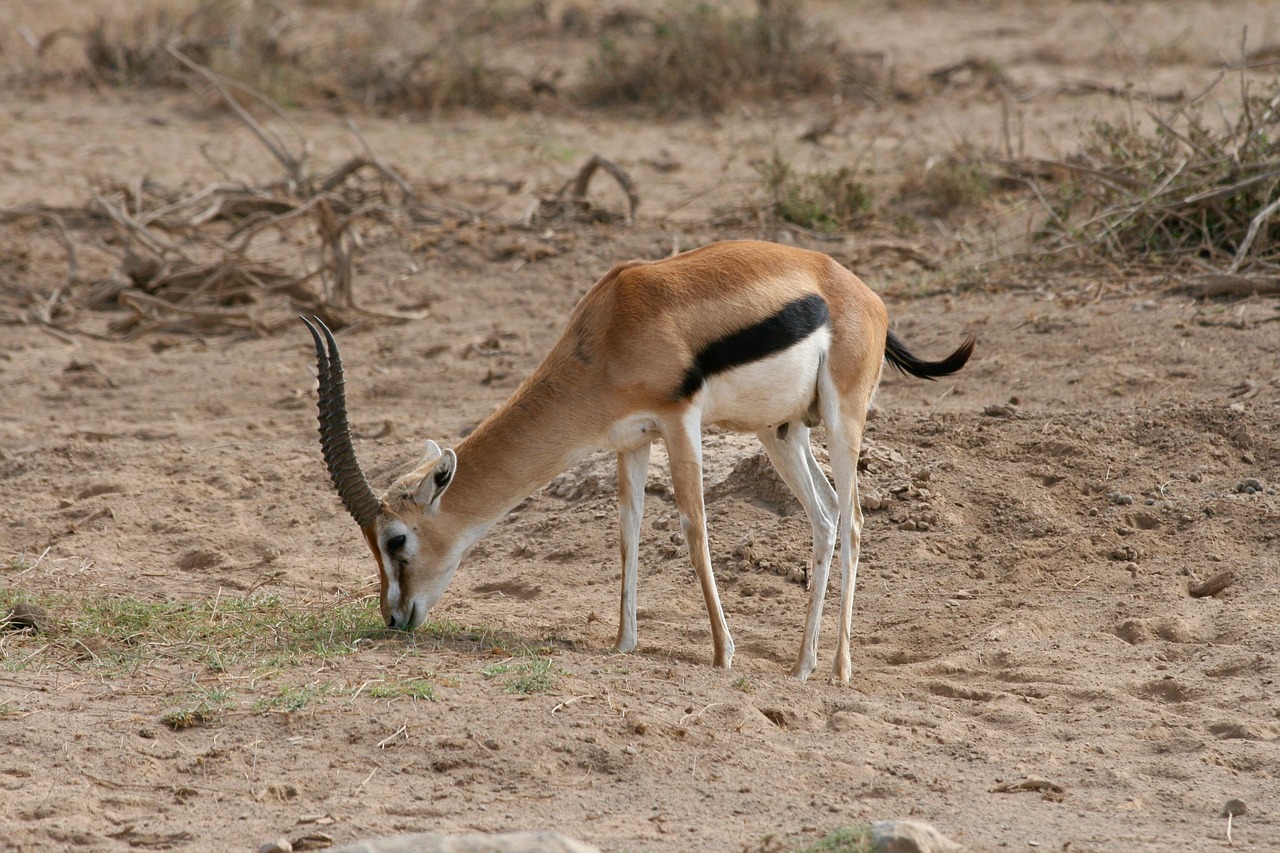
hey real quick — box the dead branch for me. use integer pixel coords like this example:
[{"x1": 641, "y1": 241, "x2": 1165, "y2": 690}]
[
  {"x1": 166, "y1": 44, "x2": 306, "y2": 187},
  {"x1": 529, "y1": 154, "x2": 640, "y2": 226},
  {"x1": 1189, "y1": 571, "x2": 1235, "y2": 598},
  {"x1": 568, "y1": 155, "x2": 639, "y2": 224},
  {"x1": 1172, "y1": 274, "x2": 1280, "y2": 298},
  {"x1": 0, "y1": 206, "x2": 80, "y2": 282}
]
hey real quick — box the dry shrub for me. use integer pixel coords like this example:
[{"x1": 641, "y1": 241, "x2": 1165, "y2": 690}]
[
  {"x1": 341, "y1": 40, "x2": 524, "y2": 114},
  {"x1": 80, "y1": 1, "x2": 294, "y2": 92},
  {"x1": 579, "y1": 0, "x2": 878, "y2": 114},
  {"x1": 60, "y1": 0, "x2": 531, "y2": 113},
  {"x1": 897, "y1": 152, "x2": 994, "y2": 218},
  {"x1": 755, "y1": 151, "x2": 873, "y2": 233},
  {"x1": 1033, "y1": 79, "x2": 1280, "y2": 272},
  {"x1": 23, "y1": 0, "x2": 875, "y2": 116}
]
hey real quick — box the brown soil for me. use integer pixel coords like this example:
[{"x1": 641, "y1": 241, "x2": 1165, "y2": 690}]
[{"x1": 2, "y1": 2, "x2": 1278, "y2": 852}]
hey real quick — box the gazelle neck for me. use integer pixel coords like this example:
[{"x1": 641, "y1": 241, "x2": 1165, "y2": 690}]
[{"x1": 441, "y1": 356, "x2": 608, "y2": 530}]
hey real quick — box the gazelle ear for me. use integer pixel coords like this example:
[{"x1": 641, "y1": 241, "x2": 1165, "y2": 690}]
[
  {"x1": 419, "y1": 439, "x2": 442, "y2": 466},
  {"x1": 415, "y1": 448, "x2": 456, "y2": 508}
]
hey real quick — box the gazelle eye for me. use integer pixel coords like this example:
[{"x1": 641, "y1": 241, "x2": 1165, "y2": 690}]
[{"x1": 386, "y1": 534, "x2": 407, "y2": 554}]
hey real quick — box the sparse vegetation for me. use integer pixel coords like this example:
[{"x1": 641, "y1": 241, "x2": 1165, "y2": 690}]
[
  {"x1": 11, "y1": 0, "x2": 875, "y2": 116},
  {"x1": 0, "y1": 590, "x2": 386, "y2": 675},
  {"x1": 366, "y1": 677, "x2": 437, "y2": 701},
  {"x1": 898, "y1": 152, "x2": 995, "y2": 218},
  {"x1": 481, "y1": 648, "x2": 560, "y2": 694},
  {"x1": 253, "y1": 683, "x2": 330, "y2": 714},
  {"x1": 744, "y1": 826, "x2": 873, "y2": 853},
  {"x1": 756, "y1": 151, "x2": 873, "y2": 233},
  {"x1": 1031, "y1": 78, "x2": 1280, "y2": 273},
  {"x1": 162, "y1": 687, "x2": 235, "y2": 730},
  {"x1": 793, "y1": 826, "x2": 873, "y2": 853},
  {"x1": 581, "y1": 0, "x2": 876, "y2": 114}
]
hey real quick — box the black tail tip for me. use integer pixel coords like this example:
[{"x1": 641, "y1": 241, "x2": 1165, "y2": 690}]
[{"x1": 885, "y1": 331, "x2": 975, "y2": 380}]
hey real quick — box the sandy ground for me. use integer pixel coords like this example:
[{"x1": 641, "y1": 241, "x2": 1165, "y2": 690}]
[{"x1": 2, "y1": 2, "x2": 1279, "y2": 851}]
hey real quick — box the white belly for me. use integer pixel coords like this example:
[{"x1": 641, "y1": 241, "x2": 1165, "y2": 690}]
[{"x1": 698, "y1": 326, "x2": 830, "y2": 432}]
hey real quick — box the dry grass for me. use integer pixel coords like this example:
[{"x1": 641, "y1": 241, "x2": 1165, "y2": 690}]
[
  {"x1": 896, "y1": 152, "x2": 995, "y2": 219},
  {"x1": 580, "y1": 0, "x2": 878, "y2": 114},
  {"x1": 1025, "y1": 77, "x2": 1280, "y2": 276},
  {"x1": 8, "y1": 1, "x2": 877, "y2": 116},
  {"x1": 754, "y1": 151, "x2": 874, "y2": 233}
]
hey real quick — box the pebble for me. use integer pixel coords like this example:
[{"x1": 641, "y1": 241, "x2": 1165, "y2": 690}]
[
  {"x1": 1107, "y1": 492, "x2": 1134, "y2": 506},
  {"x1": 259, "y1": 840, "x2": 292, "y2": 853},
  {"x1": 1236, "y1": 477, "x2": 1264, "y2": 495},
  {"x1": 2, "y1": 602, "x2": 54, "y2": 634}
]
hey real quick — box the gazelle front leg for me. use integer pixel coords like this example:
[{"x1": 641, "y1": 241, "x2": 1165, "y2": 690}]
[
  {"x1": 615, "y1": 443, "x2": 650, "y2": 653},
  {"x1": 664, "y1": 409, "x2": 735, "y2": 669}
]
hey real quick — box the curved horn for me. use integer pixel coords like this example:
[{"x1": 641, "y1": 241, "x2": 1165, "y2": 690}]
[{"x1": 302, "y1": 317, "x2": 382, "y2": 529}]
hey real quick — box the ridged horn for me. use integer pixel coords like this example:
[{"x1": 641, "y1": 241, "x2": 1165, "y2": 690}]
[{"x1": 302, "y1": 317, "x2": 382, "y2": 530}]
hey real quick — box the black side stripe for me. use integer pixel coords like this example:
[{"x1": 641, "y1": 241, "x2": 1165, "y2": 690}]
[{"x1": 675, "y1": 293, "x2": 830, "y2": 399}]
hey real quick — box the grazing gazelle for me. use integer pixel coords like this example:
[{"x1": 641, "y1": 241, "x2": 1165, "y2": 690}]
[{"x1": 304, "y1": 240, "x2": 973, "y2": 682}]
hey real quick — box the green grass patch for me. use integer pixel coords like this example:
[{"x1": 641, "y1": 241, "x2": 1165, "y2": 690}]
[
  {"x1": 161, "y1": 686, "x2": 235, "y2": 730},
  {"x1": 253, "y1": 683, "x2": 333, "y2": 714},
  {"x1": 481, "y1": 648, "x2": 560, "y2": 694},
  {"x1": 747, "y1": 825, "x2": 873, "y2": 853},
  {"x1": 0, "y1": 589, "x2": 388, "y2": 676},
  {"x1": 794, "y1": 826, "x2": 873, "y2": 853},
  {"x1": 365, "y1": 677, "x2": 437, "y2": 701}
]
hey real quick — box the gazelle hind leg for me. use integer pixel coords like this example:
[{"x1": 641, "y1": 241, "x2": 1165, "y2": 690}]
[
  {"x1": 663, "y1": 409, "x2": 734, "y2": 669},
  {"x1": 824, "y1": 407, "x2": 865, "y2": 686},
  {"x1": 757, "y1": 424, "x2": 837, "y2": 680},
  {"x1": 802, "y1": 441, "x2": 839, "y2": 529},
  {"x1": 615, "y1": 443, "x2": 650, "y2": 654},
  {"x1": 819, "y1": 373, "x2": 869, "y2": 685}
]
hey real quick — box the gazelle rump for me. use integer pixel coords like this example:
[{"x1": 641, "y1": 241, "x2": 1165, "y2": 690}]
[{"x1": 305, "y1": 240, "x2": 974, "y2": 682}]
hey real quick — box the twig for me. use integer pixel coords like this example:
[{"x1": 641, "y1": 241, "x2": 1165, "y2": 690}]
[
  {"x1": 0, "y1": 207, "x2": 79, "y2": 282},
  {"x1": 376, "y1": 723, "x2": 407, "y2": 749},
  {"x1": 1229, "y1": 195, "x2": 1280, "y2": 273},
  {"x1": 166, "y1": 44, "x2": 305, "y2": 186},
  {"x1": 353, "y1": 766, "x2": 379, "y2": 796}
]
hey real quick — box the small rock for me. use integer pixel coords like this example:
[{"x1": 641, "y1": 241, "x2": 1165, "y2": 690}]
[
  {"x1": 982, "y1": 403, "x2": 1019, "y2": 419},
  {"x1": 259, "y1": 839, "x2": 292, "y2": 853},
  {"x1": 2, "y1": 602, "x2": 54, "y2": 634},
  {"x1": 328, "y1": 831, "x2": 602, "y2": 853},
  {"x1": 870, "y1": 819, "x2": 961, "y2": 853},
  {"x1": 1236, "y1": 477, "x2": 1264, "y2": 494},
  {"x1": 1222, "y1": 799, "x2": 1247, "y2": 818}
]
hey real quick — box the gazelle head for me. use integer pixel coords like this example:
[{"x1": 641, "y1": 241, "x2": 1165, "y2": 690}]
[{"x1": 302, "y1": 317, "x2": 459, "y2": 631}]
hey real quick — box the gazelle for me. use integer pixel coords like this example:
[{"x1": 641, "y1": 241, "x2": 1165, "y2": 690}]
[{"x1": 304, "y1": 240, "x2": 973, "y2": 682}]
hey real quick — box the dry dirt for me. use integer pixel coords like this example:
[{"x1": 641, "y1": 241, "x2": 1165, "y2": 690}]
[{"x1": 2, "y1": 2, "x2": 1279, "y2": 852}]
